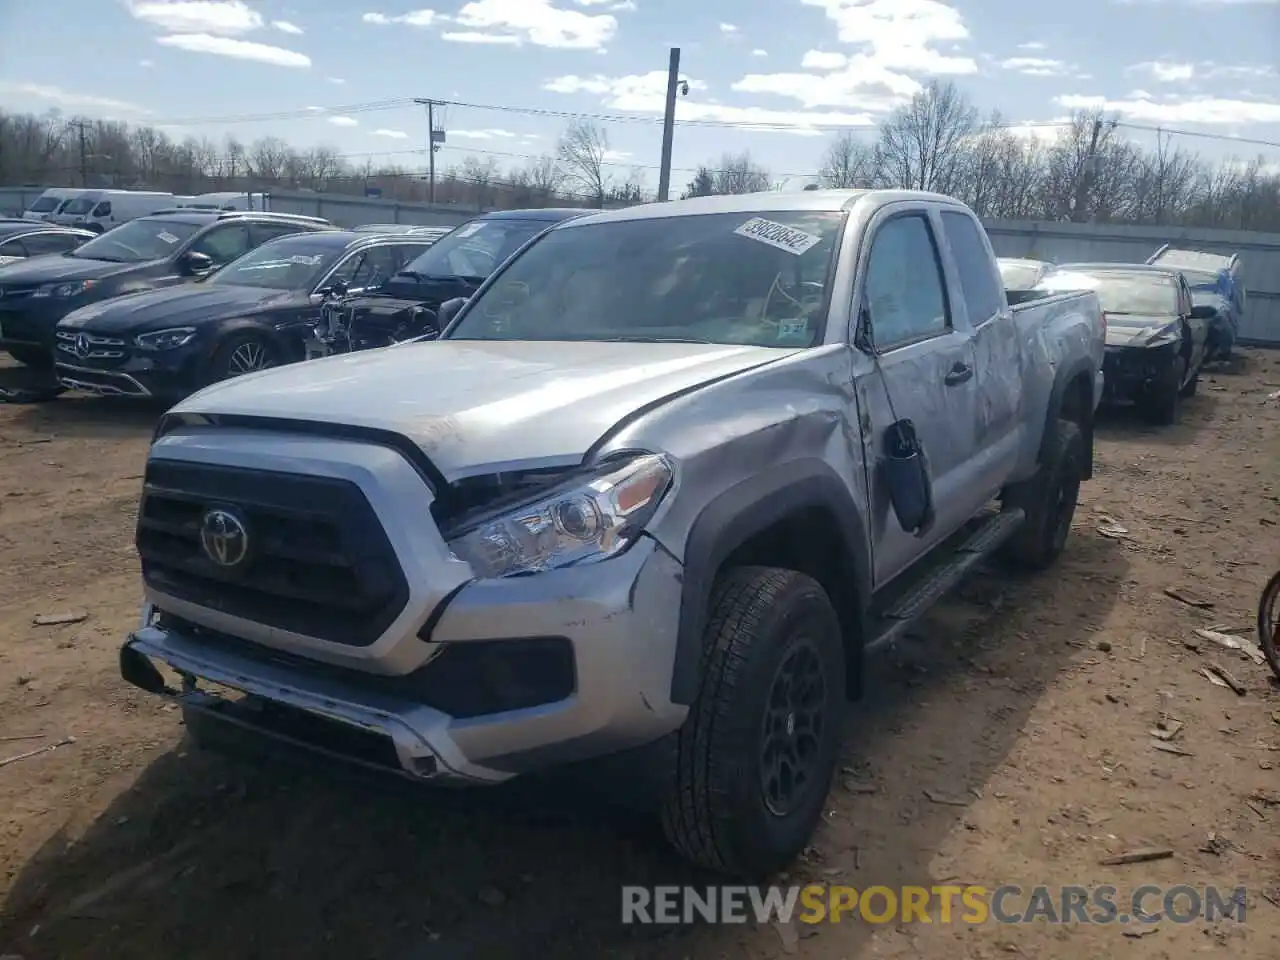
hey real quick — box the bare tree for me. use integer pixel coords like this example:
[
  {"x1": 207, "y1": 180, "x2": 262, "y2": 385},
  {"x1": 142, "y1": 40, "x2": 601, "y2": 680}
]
[
  {"x1": 248, "y1": 136, "x2": 290, "y2": 182},
  {"x1": 558, "y1": 120, "x2": 611, "y2": 207},
  {"x1": 682, "y1": 166, "x2": 715, "y2": 198},
  {"x1": 818, "y1": 132, "x2": 878, "y2": 188},
  {"x1": 712, "y1": 152, "x2": 771, "y2": 194},
  {"x1": 524, "y1": 155, "x2": 565, "y2": 203},
  {"x1": 875, "y1": 80, "x2": 978, "y2": 193},
  {"x1": 461, "y1": 155, "x2": 500, "y2": 210}
]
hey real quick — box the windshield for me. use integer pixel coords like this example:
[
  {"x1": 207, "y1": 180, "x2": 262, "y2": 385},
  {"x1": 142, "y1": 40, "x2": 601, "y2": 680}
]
[
  {"x1": 998, "y1": 261, "x2": 1045, "y2": 290},
  {"x1": 445, "y1": 210, "x2": 845, "y2": 347},
  {"x1": 1039, "y1": 271, "x2": 1177, "y2": 316},
  {"x1": 61, "y1": 198, "x2": 96, "y2": 215},
  {"x1": 72, "y1": 218, "x2": 200, "y2": 263},
  {"x1": 401, "y1": 218, "x2": 551, "y2": 281},
  {"x1": 208, "y1": 235, "x2": 343, "y2": 290},
  {"x1": 28, "y1": 196, "x2": 60, "y2": 213},
  {"x1": 1176, "y1": 268, "x2": 1219, "y2": 290}
]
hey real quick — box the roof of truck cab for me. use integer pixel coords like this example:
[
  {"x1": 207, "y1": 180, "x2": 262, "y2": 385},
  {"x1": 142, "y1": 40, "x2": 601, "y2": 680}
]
[{"x1": 558, "y1": 189, "x2": 980, "y2": 227}]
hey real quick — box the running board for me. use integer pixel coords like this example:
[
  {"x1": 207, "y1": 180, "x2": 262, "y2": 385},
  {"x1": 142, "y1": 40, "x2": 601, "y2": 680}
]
[{"x1": 865, "y1": 508, "x2": 1025, "y2": 652}]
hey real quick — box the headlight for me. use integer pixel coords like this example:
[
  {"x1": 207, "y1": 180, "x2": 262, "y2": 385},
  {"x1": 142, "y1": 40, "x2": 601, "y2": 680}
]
[
  {"x1": 33, "y1": 279, "x2": 97, "y2": 299},
  {"x1": 447, "y1": 453, "x2": 673, "y2": 579},
  {"x1": 135, "y1": 327, "x2": 198, "y2": 350},
  {"x1": 1144, "y1": 322, "x2": 1181, "y2": 345}
]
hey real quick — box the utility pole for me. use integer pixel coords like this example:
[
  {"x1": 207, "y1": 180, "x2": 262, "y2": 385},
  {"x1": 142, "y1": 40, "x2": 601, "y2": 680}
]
[
  {"x1": 413, "y1": 97, "x2": 444, "y2": 205},
  {"x1": 1071, "y1": 116, "x2": 1103, "y2": 223},
  {"x1": 68, "y1": 119, "x2": 90, "y2": 187},
  {"x1": 656, "y1": 47, "x2": 682, "y2": 202}
]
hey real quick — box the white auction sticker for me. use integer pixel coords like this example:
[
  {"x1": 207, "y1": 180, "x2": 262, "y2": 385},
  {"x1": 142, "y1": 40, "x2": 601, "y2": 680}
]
[
  {"x1": 157, "y1": 231, "x2": 179, "y2": 244},
  {"x1": 776, "y1": 318, "x2": 810, "y2": 340},
  {"x1": 734, "y1": 217, "x2": 822, "y2": 256},
  {"x1": 453, "y1": 222, "x2": 483, "y2": 238}
]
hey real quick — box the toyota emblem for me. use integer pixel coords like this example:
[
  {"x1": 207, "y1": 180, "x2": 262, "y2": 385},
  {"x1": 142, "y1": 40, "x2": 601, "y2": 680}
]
[{"x1": 199, "y1": 507, "x2": 250, "y2": 568}]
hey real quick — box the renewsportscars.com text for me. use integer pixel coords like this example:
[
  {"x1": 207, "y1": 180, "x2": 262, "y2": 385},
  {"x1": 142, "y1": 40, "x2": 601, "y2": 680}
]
[{"x1": 621, "y1": 884, "x2": 1248, "y2": 926}]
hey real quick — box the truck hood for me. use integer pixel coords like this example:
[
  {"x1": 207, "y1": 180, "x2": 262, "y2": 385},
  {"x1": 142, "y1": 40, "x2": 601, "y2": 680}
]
[
  {"x1": 174, "y1": 339, "x2": 800, "y2": 479},
  {"x1": 62, "y1": 284, "x2": 305, "y2": 334},
  {"x1": 1105, "y1": 314, "x2": 1180, "y2": 348}
]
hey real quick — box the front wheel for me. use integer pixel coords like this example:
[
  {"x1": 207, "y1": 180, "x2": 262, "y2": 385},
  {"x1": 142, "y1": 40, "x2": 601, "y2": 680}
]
[
  {"x1": 207, "y1": 333, "x2": 278, "y2": 384},
  {"x1": 1257, "y1": 569, "x2": 1280, "y2": 681},
  {"x1": 660, "y1": 566, "x2": 845, "y2": 879}
]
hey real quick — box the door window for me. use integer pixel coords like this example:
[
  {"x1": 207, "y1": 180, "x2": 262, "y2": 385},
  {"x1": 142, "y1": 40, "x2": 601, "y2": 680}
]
[
  {"x1": 863, "y1": 214, "x2": 951, "y2": 349},
  {"x1": 940, "y1": 211, "x2": 1003, "y2": 326},
  {"x1": 251, "y1": 222, "x2": 307, "y2": 247},
  {"x1": 330, "y1": 245, "x2": 405, "y2": 290},
  {"x1": 189, "y1": 224, "x2": 251, "y2": 265},
  {"x1": 22, "y1": 233, "x2": 80, "y2": 255},
  {"x1": 91, "y1": 201, "x2": 112, "y2": 218}
]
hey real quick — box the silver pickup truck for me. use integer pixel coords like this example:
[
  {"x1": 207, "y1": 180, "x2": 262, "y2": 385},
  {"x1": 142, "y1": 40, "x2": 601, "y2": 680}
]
[{"x1": 120, "y1": 190, "x2": 1105, "y2": 878}]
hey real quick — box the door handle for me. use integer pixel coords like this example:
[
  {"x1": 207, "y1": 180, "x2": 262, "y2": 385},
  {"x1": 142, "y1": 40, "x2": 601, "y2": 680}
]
[{"x1": 944, "y1": 361, "x2": 973, "y2": 386}]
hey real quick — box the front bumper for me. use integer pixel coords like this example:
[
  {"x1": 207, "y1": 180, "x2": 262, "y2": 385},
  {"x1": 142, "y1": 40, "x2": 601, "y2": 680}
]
[
  {"x1": 54, "y1": 328, "x2": 207, "y2": 399},
  {"x1": 121, "y1": 534, "x2": 688, "y2": 784},
  {"x1": 0, "y1": 297, "x2": 74, "y2": 355},
  {"x1": 1101, "y1": 344, "x2": 1176, "y2": 402}
]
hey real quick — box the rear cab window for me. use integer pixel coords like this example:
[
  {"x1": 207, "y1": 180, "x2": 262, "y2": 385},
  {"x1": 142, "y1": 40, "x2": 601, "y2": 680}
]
[{"x1": 940, "y1": 211, "x2": 1004, "y2": 325}]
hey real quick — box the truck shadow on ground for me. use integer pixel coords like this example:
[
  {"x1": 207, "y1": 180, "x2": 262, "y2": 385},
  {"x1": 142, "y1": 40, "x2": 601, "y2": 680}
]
[{"x1": 0, "y1": 535, "x2": 1128, "y2": 960}]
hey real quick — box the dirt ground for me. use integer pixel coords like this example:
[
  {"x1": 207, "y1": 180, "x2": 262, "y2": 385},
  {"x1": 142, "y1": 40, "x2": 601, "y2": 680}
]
[{"x1": 0, "y1": 352, "x2": 1278, "y2": 960}]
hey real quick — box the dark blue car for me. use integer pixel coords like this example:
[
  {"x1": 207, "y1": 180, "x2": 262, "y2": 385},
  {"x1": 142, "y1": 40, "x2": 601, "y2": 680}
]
[{"x1": 1147, "y1": 246, "x2": 1243, "y2": 361}]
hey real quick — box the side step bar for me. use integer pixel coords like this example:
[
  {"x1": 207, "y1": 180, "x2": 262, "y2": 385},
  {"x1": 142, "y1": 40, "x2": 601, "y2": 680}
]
[{"x1": 865, "y1": 507, "x2": 1025, "y2": 652}]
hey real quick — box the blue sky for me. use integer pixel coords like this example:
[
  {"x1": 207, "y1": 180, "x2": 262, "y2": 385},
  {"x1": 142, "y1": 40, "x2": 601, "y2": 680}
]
[{"x1": 1, "y1": 0, "x2": 1278, "y2": 191}]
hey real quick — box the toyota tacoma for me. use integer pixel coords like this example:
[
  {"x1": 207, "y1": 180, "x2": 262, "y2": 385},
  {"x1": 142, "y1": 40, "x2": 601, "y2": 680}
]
[{"x1": 120, "y1": 190, "x2": 1104, "y2": 878}]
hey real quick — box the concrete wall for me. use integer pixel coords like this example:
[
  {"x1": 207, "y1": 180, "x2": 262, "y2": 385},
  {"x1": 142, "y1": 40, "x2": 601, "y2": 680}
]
[{"x1": 4, "y1": 185, "x2": 1278, "y2": 345}]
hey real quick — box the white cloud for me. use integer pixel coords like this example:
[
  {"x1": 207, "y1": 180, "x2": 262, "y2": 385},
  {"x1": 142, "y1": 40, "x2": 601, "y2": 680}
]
[
  {"x1": 1018, "y1": 40, "x2": 1046, "y2": 50},
  {"x1": 801, "y1": 50, "x2": 847, "y2": 70},
  {"x1": 449, "y1": 128, "x2": 520, "y2": 139},
  {"x1": 441, "y1": 31, "x2": 522, "y2": 43},
  {"x1": 719, "y1": 22, "x2": 738, "y2": 32},
  {"x1": 139, "y1": 58, "x2": 154, "y2": 67},
  {"x1": 1055, "y1": 93, "x2": 1280, "y2": 124},
  {"x1": 608, "y1": 0, "x2": 636, "y2": 8},
  {"x1": 729, "y1": 0, "x2": 978, "y2": 118},
  {"x1": 1000, "y1": 119, "x2": 1071, "y2": 143},
  {"x1": 361, "y1": 9, "x2": 441, "y2": 26},
  {"x1": 328, "y1": 116, "x2": 359, "y2": 127},
  {"x1": 273, "y1": 20, "x2": 303, "y2": 34},
  {"x1": 453, "y1": 0, "x2": 616, "y2": 49},
  {"x1": 999, "y1": 56, "x2": 1070, "y2": 77},
  {"x1": 544, "y1": 71, "x2": 879, "y2": 134},
  {"x1": 1125, "y1": 60, "x2": 1194, "y2": 82},
  {"x1": 0, "y1": 81, "x2": 152, "y2": 115},
  {"x1": 603, "y1": 148, "x2": 632, "y2": 162},
  {"x1": 126, "y1": 0, "x2": 262, "y2": 34},
  {"x1": 1204, "y1": 63, "x2": 1276, "y2": 79},
  {"x1": 328, "y1": 76, "x2": 346, "y2": 83},
  {"x1": 372, "y1": 128, "x2": 409, "y2": 138},
  {"x1": 155, "y1": 32, "x2": 311, "y2": 67},
  {"x1": 751, "y1": 48, "x2": 768, "y2": 57},
  {"x1": 304, "y1": 105, "x2": 325, "y2": 112}
]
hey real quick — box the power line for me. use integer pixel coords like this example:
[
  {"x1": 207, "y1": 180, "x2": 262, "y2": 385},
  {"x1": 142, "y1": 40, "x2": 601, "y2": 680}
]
[{"x1": 1113, "y1": 121, "x2": 1280, "y2": 151}]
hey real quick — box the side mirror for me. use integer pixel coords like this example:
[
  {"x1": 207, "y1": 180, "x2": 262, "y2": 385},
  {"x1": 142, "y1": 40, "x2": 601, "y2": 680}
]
[
  {"x1": 437, "y1": 296, "x2": 467, "y2": 329},
  {"x1": 182, "y1": 250, "x2": 214, "y2": 276},
  {"x1": 1188, "y1": 304, "x2": 1217, "y2": 320},
  {"x1": 318, "y1": 278, "x2": 349, "y2": 298}
]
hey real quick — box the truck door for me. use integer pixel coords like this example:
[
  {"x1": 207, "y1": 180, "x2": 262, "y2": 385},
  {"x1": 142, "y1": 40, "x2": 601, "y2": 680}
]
[
  {"x1": 938, "y1": 209, "x2": 1023, "y2": 498},
  {"x1": 853, "y1": 207, "x2": 983, "y2": 587}
]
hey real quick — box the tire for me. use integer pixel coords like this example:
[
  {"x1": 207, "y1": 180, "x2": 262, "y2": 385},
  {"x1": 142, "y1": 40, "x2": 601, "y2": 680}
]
[
  {"x1": 206, "y1": 332, "x2": 278, "y2": 384},
  {"x1": 1140, "y1": 357, "x2": 1183, "y2": 426},
  {"x1": 999, "y1": 419, "x2": 1085, "y2": 571},
  {"x1": 6, "y1": 346, "x2": 52, "y2": 369},
  {"x1": 660, "y1": 566, "x2": 845, "y2": 879},
  {"x1": 1257, "y1": 568, "x2": 1280, "y2": 682}
]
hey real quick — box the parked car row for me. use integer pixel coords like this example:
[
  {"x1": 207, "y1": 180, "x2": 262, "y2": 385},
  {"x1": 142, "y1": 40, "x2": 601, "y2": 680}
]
[
  {"x1": 997, "y1": 244, "x2": 1243, "y2": 426},
  {"x1": 107, "y1": 188, "x2": 1108, "y2": 879},
  {"x1": 19, "y1": 188, "x2": 264, "y2": 231}
]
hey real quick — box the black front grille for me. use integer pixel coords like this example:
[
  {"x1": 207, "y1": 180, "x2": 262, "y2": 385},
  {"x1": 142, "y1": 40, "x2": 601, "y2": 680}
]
[{"x1": 136, "y1": 460, "x2": 409, "y2": 646}]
